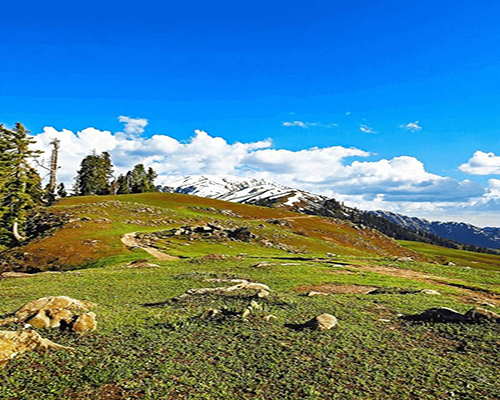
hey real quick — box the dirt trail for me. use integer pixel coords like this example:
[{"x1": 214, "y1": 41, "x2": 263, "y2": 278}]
[
  {"x1": 351, "y1": 263, "x2": 499, "y2": 306},
  {"x1": 121, "y1": 232, "x2": 178, "y2": 261}
]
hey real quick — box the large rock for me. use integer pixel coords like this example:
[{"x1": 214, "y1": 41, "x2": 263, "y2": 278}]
[
  {"x1": 465, "y1": 307, "x2": 500, "y2": 323},
  {"x1": 16, "y1": 296, "x2": 95, "y2": 321},
  {"x1": 303, "y1": 314, "x2": 338, "y2": 331},
  {"x1": 0, "y1": 296, "x2": 96, "y2": 333},
  {"x1": 0, "y1": 330, "x2": 73, "y2": 368},
  {"x1": 409, "y1": 307, "x2": 468, "y2": 323}
]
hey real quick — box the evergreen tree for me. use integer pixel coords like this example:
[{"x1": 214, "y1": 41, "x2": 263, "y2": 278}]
[
  {"x1": 147, "y1": 167, "x2": 158, "y2": 192},
  {"x1": 74, "y1": 151, "x2": 114, "y2": 196},
  {"x1": 126, "y1": 164, "x2": 158, "y2": 193},
  {"x1": 0, "y1": 123, "x2": 43, "y2": 243},
  {"x1": 116, "y1": 174, "x2": 131, "y2": 194}
]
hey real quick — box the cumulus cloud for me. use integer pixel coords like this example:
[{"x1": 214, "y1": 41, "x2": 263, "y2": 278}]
[
  {"x1": 359, "y1": 124, "x2": 376, "y2": 134},
  {"x1": 282, "y1": 121, "x2": 337, "y2": 129},
  {"x1": 118, "y1": 115, "x2": 148, "y2": 136},
  {"x1": 400, "y1": 121, "x2": 422, "y2": 131},
  {"x1": 30, "y1": 117, "x2": 493, "y2": 224},
  {"x1": 459, "y1": 151, "x2": 500, "y2": 175}
]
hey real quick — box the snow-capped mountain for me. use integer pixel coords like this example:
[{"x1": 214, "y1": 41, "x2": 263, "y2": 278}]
[
  {"x1": 371, "y1": 211, "x2": 500, "y2": 249},
  {"x1": 161, "y1": 175, "x2": 500, "y2": 251},
  {"x1": 161, "y1": 175, "x2": 331, "y2": 212}
]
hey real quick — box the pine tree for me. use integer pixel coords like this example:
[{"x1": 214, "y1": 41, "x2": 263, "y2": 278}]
[
  {"x1": 0, "y1": 123, "x2": 43, "y2": 243},
  {"x1": 126, "y1": 164, "x2": 158, "y2": 193},
  {"x1": 74, "y1": 152, "x2": 114, "y2": 196},
  {"x1": 116, "y1": 174, "x2": 131, "y2": 194},
  {"x1": 147, "y1": 167, "x2": 158, "y2": 192}
]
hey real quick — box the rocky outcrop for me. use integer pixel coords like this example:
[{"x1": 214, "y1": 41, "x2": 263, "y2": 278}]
[
  {"x1": 173, "y1": 279, "x2": 270, "y2": 301},
  {"x1": 0, "y1": 296, "x2": 97, "y2": 333},
  {"x1": 150, "y1": 224, "x2": 257, "y2": 242},
  {"x1": 0, "y1": 330, "x2": 73, "y2": 368}
]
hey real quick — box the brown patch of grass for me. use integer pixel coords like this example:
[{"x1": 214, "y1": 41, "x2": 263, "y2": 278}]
[{"x1": 294, "y1": 283, "x2": 377, "y2": 294}]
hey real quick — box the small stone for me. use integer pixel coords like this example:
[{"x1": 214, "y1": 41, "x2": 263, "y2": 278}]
[
  {"x1": 200, "y1": 308, "x2": 221, "y2": 320},
  {"x1": 307, "y1": 291, "x2": 330, "y2": 297},
  {"x1": 253, "y1": 262, "x2": 272, "y2": 268},
  {"x1": 420, "y1": 289, "x2": 441, "y2": 295},
  {"x1": 304, "y1": 313, "x2": 338, "y2": 331}
]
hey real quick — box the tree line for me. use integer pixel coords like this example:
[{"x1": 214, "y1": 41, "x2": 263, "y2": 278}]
[{"x1": 0, "y1": 123, "x2": 158, "y2": 246}]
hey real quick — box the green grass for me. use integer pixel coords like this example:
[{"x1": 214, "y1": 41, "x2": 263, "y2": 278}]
[
  {"x1": 399, "y1": 240, "x2": 500, "y2": 272},
  {"x1": 1, "y1": 257, "x2": 499, "y2": 399},
  {"x1": 1, "y1": 194, "x2": 500, "y2": 399}
]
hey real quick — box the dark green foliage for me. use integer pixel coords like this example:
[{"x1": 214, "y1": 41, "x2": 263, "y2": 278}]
[
  {"x1": 74, "y1": 151, "x2": 114, "y2": 196},
  {"x1": 0, "y1": 123, "x2": 43, "y2": 244},
  {"x1": 128, "y1": 163, "x2": 157, "y2": 193},
  {"x1": 116, "y1": 174, "x2": 131, "y2": 194},
  {"x1": 115, "y1": 164, "x2": 158, "y2": 194}
]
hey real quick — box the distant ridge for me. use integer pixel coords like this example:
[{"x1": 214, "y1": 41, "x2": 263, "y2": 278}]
[
  {"x1": 371, "y1": 211, "x2": 500, "y2": 249},
  {"x1": 161, "y1": 175, "x2": 500, "y2": 253}
]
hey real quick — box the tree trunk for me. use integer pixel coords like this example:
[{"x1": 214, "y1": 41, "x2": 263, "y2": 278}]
[{"x1": 12, "y1": 222, "x2": 26, "y2": 242}]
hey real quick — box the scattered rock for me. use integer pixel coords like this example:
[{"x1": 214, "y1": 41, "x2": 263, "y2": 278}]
[
  {"x1": 303, "y1": 314, "x2": 338, "y2": 331},
  {"x1": 156, "y1": 225, "x2": 257, "y2": 243},
  {"x1": 15, "y1": 296, "x2": 95, "y2": 321},
  {"x1": 0, "y1": 296, "x2": 97, "y2": 333},
  {"x1": 464, "y1": 307, "x2": 500, "y2": 323},
  {"x1": 395, "y1": 257, "x2": 414, "y2": 262},
  {"x1": 420, "y1": 289, "x2": 441, "y2": 295},
  {"x1": 406, "y1": 307, "x2": 468, "y2": 323},
  {"x1": 255, "y1": 290, "x2": 270, "y2": 298},
  {"x1": 172, "y1": 279, "x2": 271, "y2": 302},
  {"x1": 126, "y1": 260, "x2": 160, "y2": 269},
  {"x1": 447, "y1": 262, "x2": 457, "y2": 266},
  {"x1": 0, "y1": 330, "x2": 73, "y2": 368},
  {"x1": 266, "y1": 219, "x2": 292, "y2": 228},
  {"x1": 252, "y1": 262, "x2": 273, "y2": 268},
  {"x1": 306, "y1": 291, "x2": 331, "y2": 297},
  {"x1": 200, "y1": 308, "x2": 222, "y2": 320}
]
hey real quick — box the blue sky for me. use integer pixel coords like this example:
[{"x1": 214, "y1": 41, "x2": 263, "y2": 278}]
[{"x1": 2, "y1": 1, "x2": 500, "y2": 225}]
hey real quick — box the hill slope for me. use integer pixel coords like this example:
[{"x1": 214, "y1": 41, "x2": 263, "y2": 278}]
[
  {"x1": 1, "y1": 193, "x2": 500, "y2": 399},
  {"x1": 162, "y1": 175, "x2": 497, "y2": 253},
  {"x1": 0, "y1": 192, "x2": 420, "y2": 272}
]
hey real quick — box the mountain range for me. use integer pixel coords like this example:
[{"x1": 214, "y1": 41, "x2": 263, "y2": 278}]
[
  {"x1": 371, "y1": 211, "x2": 500, "y2": 249},
  {"x1": 161, "y1": 175, "x2": 500, "y2": 252}
]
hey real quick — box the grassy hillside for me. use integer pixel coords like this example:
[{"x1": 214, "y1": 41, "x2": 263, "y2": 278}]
[
  {"x1": 399, "y1": 240, "x2": 500, "y2": 272},
  {"x1": 1, "y1": 193, "x2": 421, "y2": 272},
  {"x1": 0, "y1": 194, "x2": 499, "y2": 399}
]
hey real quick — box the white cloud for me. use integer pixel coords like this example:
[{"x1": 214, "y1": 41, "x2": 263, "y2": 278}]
[
  {"x1": 30, "y1": 117, "x2": 497, "y2": 225},
  {"x1": 359, "y1": 124, "x2": 376, "y2": 134},
  {"x1": 282, "y1": 121, "x2": 337, "y2": 129},
  {"x1": 282, "y1": 121, "x2": 307, "y2": 128},
  {"x1": 400, "y1": 121, "x2": 422, "y2": 131},
  {"x1": 118, "y1": 115, "x2": 148, "y2": 136},
  {"x1": 459, "y1": 151, "x2": 500, "y2": 175}
]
